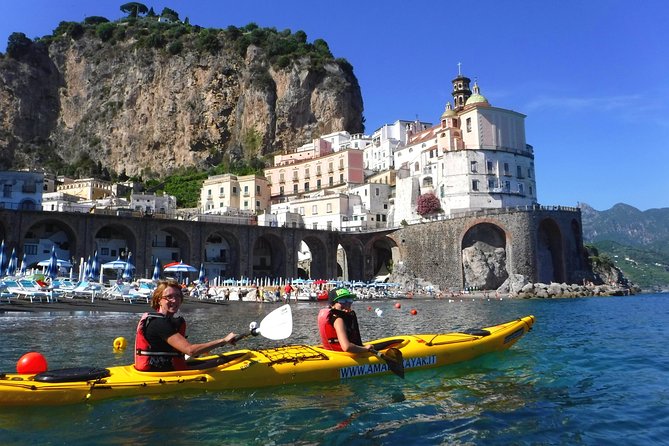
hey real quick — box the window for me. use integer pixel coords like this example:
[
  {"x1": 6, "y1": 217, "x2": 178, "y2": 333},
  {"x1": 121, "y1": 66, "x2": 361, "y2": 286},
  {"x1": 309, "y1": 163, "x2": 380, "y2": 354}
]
[
  {"x1": 279, "y1": 186, "x2": 284, "y2": 195},
  {"x1": 312, "y1": 205, "x2": 317, "y2": 215},
  {"x1": 326, "y1": 203, "x2": 332, "y2": 213},
  {"x1": 529, "y1": 186, "x2": 534, "y2": 196},
  {"x1": 316, "y1": 165, "x2": 321, "y2": 175},
  {"x1": 470, "y1": 161, "x2": 477, "y2": 173},
  {"x1": 517, "y1": 166, "x2": 523, "y2": 178},
  {"x1": 339, "y1": 174, "x2": 344, "y2": 183},
  {"x1": 518, "y1": 184, "x2": 525, "y2": 194},
  {"x1": 505, "y1": 181, "x2": 511, "y2": 191},
  {"x1": 487, "y1": 160, "x2": 494, "y2": 173},
  {"x1": 488, "y1": 179, "x2": 496, "y2": 189},
  {"x1": 292, "y1": 171, "x2": 298, "y2": 180},
  {"x1": 256, "y1": 200, "x2": 260, "y2": 208},
  {"x1": 207, "y1": 189, "x2": 212, "y2": 196},
  {"x1": 440, "y1": 185, "x2": 445, "y2": 198},
  {"x1": 329, "y1": 177, "x2": 333, "y2": 186},
  {"x1": 328, "y1": 163, "x2": 333, "y2": 173},
  {"x1": 256, "y1": 185, "x2": 261, "y2": 194},
  {"x1": 472, "y1": 179, "x2": 479, "y2": 191},
  {"x1": 293, "y1": 184, "x2": 298, "y2": 194},
  {"x1": 299, "y1": 207, "x2": 304, "y2": 215},
  {"x1": 279, "y1": 173, "x2": 285, "y2": 183},
  {"x1": 316, "y1": 179, "x2": 321, "y2": 189},
  {"x1": 466, "y1": 118, "x2": 472, "y2": 132},
  {"x1": 244, "y1": 185, "x2": 249, "y2": 195},
  {"x1": 528, "y1": 168, "x2": 532, "y2": 178},
  {"x1": 24, "y1": 244, "x2": 37, "y2": 255},
  {"x1": 219, "y1": 187, "x2": 224, "y2": 194},
  {"x1": 243, "y1": 201, "x2": 248, "y2": 209},
  {"x1": 375, "y1": 187, "x2": 379, "y2": 196},
  {"x1": 304, "y1": 182, "x2": 310, "y2": 192},
  {"x1": 305, "y1": 168, "x2": 310, "y2": 178},
  {"x1": 232, "y1": 186, "x2": 237, "y2": 194},
  {"x1": 503, "y1": 163, "x2": 510, "y2": 175}
]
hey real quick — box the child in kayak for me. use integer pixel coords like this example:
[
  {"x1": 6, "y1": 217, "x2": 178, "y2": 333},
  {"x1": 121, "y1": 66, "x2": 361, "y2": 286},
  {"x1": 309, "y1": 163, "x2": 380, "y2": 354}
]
[
  {"x1": 135, "y1": 279, "x2": 237, "y2": 371},
  {"x1": 317, "y1": 287, "x2": 374, "y2": 354}
]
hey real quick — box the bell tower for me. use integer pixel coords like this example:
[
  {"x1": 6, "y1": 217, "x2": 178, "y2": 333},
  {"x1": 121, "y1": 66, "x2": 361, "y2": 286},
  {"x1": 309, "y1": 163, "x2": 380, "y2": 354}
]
[{"x1": 451, "y1": 63, "x2": 472, "y2": 111}]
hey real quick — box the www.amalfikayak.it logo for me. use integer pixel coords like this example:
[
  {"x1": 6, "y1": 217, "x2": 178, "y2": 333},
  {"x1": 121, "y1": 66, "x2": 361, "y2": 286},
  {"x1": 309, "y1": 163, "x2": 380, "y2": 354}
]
[{"x1": 339, "y1": 355, "x2": 437, "y2": 379}]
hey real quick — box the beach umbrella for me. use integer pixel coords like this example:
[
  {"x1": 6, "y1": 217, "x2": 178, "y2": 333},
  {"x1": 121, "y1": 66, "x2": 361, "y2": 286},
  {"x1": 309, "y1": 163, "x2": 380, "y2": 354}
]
[
  {"x1": 0, "y1": 240, "x2": 6, "y2": 277},
  {"x1": 152, "y1": 258, "x2": 161, "y2": 281},
  {"x1": 6, "y1": 248, "x2": 17, "y2": 276},
  {"x1": 47, "y1": 246, "x2": 58, "y2": 281},
  {"x1": 37, "y1": 258, "x2": 73, "y2": 268},
  {"x1": 90, "y1": 251, "x2": 100, "y2": 282},
  {"x1": 198, "y1": 263, "x2": 206, "y2": 283},
  {"x1": 102, "y1": 257, "x2": 129, "y2": 270},
  {"x1": 19, "y1": 253, "x2": 27, "y2": 276},
  {"x1": 122, "y1": 253, "x2": 135, "y2": 281},
  {"x1": 164, "y1": 261, "x2": 197, "y2": 273}
]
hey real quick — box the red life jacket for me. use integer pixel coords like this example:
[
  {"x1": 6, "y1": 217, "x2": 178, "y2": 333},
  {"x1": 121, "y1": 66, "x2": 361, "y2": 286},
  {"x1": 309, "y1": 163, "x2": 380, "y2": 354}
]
[
  {"x1": 134, "y1": 312, "x2": 187, "y2": 371},
  {"x1": 318, "y1": 307, "x2": 363, "y2": 351}
]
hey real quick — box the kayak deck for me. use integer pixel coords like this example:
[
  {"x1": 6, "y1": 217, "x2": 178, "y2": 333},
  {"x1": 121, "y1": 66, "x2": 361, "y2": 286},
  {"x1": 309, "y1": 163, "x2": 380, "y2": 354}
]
[{"x1": 0, "y1": 315, "x2": 534, "y2": 406}]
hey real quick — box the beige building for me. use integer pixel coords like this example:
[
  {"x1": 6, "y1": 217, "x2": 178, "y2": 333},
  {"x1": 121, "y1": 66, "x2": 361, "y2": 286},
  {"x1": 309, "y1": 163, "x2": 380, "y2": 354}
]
[
  {"x1": 57, "y1": 177, "x2": 113, "y2": 200},
  {"x1": 200, "y1": 174, "x2": 270, "y2": 214}
]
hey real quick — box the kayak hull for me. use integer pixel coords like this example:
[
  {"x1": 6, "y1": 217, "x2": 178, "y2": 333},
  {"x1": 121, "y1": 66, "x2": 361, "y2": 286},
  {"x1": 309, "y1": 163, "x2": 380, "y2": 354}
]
[{"x1": 0, "y1": 315, "x2": 534, "y2": 406}]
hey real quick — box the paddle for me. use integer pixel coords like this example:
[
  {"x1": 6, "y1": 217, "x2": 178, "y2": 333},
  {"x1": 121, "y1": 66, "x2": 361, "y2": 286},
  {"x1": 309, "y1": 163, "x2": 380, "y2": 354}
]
[
  {"x1": 232, "y1": 304, "x2": 293, "y2": 343},
  {"x1": 371, "y1": 347, "x2": 405, "y2": 378}
]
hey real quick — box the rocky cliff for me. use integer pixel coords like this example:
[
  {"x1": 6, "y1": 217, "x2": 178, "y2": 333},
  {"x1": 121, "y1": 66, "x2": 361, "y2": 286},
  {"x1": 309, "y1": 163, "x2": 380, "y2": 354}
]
[{"x1": 0, "y1": 22, "x2": 364, "y2": 177}]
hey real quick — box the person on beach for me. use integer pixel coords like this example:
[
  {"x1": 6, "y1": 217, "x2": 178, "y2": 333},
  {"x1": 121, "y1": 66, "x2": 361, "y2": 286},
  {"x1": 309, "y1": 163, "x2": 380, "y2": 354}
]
[
  {"x1": 134, "y1": 279, "x2": 237, "y2": 372},
  {"x1": 318, "y1": 287, "x2": 374, "y2": 354},
  {"x1": 284, "y1": 282, "x2": 294, "y2": 303}
]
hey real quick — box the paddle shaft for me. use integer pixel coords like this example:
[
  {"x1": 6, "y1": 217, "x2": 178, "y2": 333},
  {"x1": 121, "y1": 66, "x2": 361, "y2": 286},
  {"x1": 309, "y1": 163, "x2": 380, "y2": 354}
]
[{"x1": 371, "y1": 347, "x2": 405, "y2": 379}]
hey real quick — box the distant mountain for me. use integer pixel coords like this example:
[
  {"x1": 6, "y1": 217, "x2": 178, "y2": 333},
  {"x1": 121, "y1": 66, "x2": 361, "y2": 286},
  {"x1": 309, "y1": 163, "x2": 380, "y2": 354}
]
[{"x1": 580, "y1": 203, "x2": 669, "y2": 289}]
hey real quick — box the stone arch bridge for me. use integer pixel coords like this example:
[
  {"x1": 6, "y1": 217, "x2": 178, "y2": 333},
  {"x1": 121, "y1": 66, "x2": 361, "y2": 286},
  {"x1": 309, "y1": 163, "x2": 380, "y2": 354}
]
[{"x1": 0, "y1": 206, "x2": 588, "y2": 289}]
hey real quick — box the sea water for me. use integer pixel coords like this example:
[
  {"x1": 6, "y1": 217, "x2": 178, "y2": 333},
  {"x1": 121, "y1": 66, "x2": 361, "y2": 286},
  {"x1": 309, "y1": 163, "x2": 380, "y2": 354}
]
[{"x1": 1, "y1": 294, "x2": 668, "y2": 445}]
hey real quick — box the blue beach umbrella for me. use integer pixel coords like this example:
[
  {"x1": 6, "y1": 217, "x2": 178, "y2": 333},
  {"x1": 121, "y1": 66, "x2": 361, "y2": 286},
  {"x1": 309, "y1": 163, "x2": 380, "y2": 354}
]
[
  {"x1": 91, "y1": 251, "x2": 100, "y2": 282},
  {"x1": 152, "y1": 258, "x2": 161, "y2": 281},
  {"x1": 19, "y1": 253, "x2": 27, "y2": 276},
  {"x1": 0, "y1": 240, "x2": 6, "y2": 277},
  {"x1": 198, "y1": 263, "x2": 206, "y2": 283},
  {"x1": 6, "y1": 248, "x2": 18, "y2": 276},
  {"x1": 47, "y1": 246, "x2": 58, "y2": 281},
  {"x1": 122, "y1": 253, "x2": 135, "y2": 281}
]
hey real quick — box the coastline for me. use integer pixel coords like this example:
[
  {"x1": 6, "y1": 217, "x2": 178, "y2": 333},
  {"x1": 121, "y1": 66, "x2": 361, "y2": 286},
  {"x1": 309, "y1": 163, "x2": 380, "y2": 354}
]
[{"x1": 0, "y1": 296, "x2": 231, "y2": 314}]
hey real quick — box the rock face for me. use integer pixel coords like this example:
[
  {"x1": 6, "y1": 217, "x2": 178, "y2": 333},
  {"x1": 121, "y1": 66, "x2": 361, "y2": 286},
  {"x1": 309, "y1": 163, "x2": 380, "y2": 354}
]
[
  {"x1": 461, "y1": 241, "x2": 508, "y2": 289},
  {"x1": 0, "y1": 33, "x2": 363, "y2": 176}
]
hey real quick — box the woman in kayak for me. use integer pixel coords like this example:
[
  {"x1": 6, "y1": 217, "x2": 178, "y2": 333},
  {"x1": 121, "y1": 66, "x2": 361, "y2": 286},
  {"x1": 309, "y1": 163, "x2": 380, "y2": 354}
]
[
  {"x1": 318, "y1": 287, "x2": 374, "y2": 354},
  {"x1": 135, "y1": 279, "x2": 237, "y2": 371}
]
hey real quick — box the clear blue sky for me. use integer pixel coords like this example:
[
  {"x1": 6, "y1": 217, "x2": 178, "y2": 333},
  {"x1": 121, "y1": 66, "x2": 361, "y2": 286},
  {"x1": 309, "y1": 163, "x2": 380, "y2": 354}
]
[{"x1": 2, "y1": 0, "x2": 668, "y2": 211}]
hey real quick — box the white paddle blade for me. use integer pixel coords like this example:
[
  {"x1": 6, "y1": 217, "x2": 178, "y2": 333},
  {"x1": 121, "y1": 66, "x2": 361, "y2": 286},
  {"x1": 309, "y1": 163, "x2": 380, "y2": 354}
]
[{"x1": 257, "y1": 304, "x2": 292, "y2": 340}]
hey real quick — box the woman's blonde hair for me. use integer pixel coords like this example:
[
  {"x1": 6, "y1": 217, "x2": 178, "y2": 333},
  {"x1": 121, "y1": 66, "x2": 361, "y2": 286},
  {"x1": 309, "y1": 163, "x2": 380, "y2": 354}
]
[{"x1": 150, "y1": 279, "x2": 183, "y2": 310}]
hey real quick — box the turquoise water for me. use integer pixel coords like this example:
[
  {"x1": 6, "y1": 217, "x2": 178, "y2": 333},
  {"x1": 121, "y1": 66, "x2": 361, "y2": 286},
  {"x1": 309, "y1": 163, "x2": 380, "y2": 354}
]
[{"x1": 1, "y1": 294, "x2": 668, "y2": 445}]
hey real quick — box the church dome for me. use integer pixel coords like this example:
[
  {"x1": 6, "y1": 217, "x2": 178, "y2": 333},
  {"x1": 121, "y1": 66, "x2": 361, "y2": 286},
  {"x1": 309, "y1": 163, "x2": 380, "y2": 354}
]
[
  {"x1": 441, "y1": 102, "x2": 457, "y2": 119},
  {"x1": 465, "y1": 82, "x2": 489, "y2": 106}
]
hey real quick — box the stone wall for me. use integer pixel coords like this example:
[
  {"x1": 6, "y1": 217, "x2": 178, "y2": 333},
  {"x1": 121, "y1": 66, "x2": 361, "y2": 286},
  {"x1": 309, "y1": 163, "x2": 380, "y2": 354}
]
[{"x1": 387, "y1": 207, "x2": 588, "y2": 291}]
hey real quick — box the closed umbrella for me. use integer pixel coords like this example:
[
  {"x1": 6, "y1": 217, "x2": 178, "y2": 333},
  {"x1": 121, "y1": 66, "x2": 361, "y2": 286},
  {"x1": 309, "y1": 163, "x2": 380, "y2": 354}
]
[
  {"x1": 198, "y1": 263, "x2": 206, "y2": 283},
  {"x1": 152, "y1": 258, "x2": 161, "y2": 281},
  {"x1": 0, "y1": 240, "x2": 6, "y2": 277},
  {"x1": 19, "y1": 253, "x2": 27, "y2": 276},
  {"x1": 122, "y1": 253, "x2": 135, "y2": 281},
  {"x1": 6, "y1": 248, "x2": 18, "y2": 276},
  {"x1": 47, "y1": 246, "x2": 58, "y2": 281},
  {"x1": 91, "y1": 251, "x2": 100, "y2": 282}
]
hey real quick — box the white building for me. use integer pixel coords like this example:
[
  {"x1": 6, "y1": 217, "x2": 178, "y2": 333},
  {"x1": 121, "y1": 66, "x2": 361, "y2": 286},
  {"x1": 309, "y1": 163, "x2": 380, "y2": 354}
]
[
  {"x1": 365, "y1": 120, "x2": 431, "y2": 173},
  {"x1": 393, "y1": 72, "x2": 538, "y2": 223},
  {"x1": 130, "y1": 192, "x2": 177, "y2": 216},
  {"x1": 0, "y1": 171, "x2": 44, "y2": 210},
  {"x1": 200, "y1": 174, "x2": 270, "y2": 215}
]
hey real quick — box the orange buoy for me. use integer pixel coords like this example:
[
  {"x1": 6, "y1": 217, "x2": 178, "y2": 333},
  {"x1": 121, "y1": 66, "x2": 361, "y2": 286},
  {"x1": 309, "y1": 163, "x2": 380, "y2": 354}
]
[
  {"x1": 394, "y1": 302, "x2": 401, "y2": 309},
  {"x1": 410, "y1": 309, "x2": 417, "y2": 315},
  {"x1": 16, "y1": 352, "x2": 48, "y2": 374}
]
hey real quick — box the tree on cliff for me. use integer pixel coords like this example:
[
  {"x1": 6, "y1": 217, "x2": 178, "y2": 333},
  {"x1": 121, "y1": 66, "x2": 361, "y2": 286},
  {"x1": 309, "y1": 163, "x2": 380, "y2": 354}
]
[
  {"x1": 6, "y1": 33, "x2": 32, "y2": 59},
  {"x1": 416, "y1": 193, "x2": 441, "y2": 217},
  {"x1": 120, "y1": 2, "x2": 148, "y2": 18}
]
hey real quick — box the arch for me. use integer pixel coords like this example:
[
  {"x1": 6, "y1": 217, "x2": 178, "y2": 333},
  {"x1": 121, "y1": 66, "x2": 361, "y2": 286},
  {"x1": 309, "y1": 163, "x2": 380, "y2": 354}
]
[
  {"x1": 338, "y1": 237, "x2": 364, "y2": 281},
  {"x1": 537, "y1": 218, "x2": 565, "y2": 283},
  {"x1": 252, "y1": 233, "x2": 287, "y2": 280},
  {"x1": 22, "y1": 218, "x2": 78, "y2": 269},
  {"x1": 152, "y1": 225, "x2": 191, "y2": 267},
  {"x1": 93, "y1": 224, "x2": 138, "y2": 267},
  {"x1": 364, "y1": 234, "x2": 399, "y2": 280},
  {"x1": 461, "y1": 222, "x2": 508, "y2": 289},
  {"x1": 18, "y1": 199, "x2": 38, "y2": 210},
  {"x1": 202, "y1": 229, "x2": 241, "y2": 280},
  {"x1": 300, "y1": 235, "x2": 328, "y2": 279}
]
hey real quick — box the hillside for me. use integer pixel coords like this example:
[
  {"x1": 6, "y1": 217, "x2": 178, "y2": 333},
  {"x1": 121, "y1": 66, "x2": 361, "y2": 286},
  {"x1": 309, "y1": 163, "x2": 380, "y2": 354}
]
[
  {"x1": 580, "y1": 203, "x2": 669, "y2": 289},
  {"x1": 0, "y1": 13, "x2": 363, "y2": 179}
]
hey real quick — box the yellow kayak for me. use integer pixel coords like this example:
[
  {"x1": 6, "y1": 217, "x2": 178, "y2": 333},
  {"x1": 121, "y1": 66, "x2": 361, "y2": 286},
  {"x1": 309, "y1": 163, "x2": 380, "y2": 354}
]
[{"x1": 0, "y1": 315, "x2": 534, "y2": 406}]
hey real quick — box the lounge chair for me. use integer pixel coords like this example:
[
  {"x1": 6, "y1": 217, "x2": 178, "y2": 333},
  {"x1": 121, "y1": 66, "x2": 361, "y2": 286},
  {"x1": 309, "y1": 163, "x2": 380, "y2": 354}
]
[
  {"x1": 63, "y1": 281, "x2": 103, "y2": 302},
  {"x1": 3, "y1": 279, "x2": 49, "y2": 303}
]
